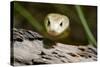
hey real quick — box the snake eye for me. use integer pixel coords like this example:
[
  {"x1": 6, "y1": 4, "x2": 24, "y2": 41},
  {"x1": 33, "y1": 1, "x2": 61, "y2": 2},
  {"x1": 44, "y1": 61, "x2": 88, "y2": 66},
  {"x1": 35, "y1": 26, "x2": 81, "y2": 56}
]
[
  {"x1": 60, "y1": 22, "x2": 63, "y2": 26},
  {"x1": 47, "y1": 19, "x2": 50, "y2": 26}
]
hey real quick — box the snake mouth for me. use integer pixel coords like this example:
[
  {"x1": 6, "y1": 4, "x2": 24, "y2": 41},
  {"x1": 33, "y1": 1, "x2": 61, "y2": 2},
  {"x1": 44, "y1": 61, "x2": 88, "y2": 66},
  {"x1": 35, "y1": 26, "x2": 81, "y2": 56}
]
[{"x1": 47, "y1": 30, "x2": 60, "y2": 36}]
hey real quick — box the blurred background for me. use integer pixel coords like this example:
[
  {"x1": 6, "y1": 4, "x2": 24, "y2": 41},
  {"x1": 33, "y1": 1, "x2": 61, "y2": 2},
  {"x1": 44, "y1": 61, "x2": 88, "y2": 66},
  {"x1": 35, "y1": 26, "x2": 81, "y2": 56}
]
[{"x1": 12, "y1": 1, "x2": 97, "y2": 45}]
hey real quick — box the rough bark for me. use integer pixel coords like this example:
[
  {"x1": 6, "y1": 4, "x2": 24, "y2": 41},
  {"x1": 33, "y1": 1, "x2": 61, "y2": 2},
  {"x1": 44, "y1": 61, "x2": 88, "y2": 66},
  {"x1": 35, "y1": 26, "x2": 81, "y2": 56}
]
[{"x1": 11, "y1": 28, "x2": 97, "y2": 66}]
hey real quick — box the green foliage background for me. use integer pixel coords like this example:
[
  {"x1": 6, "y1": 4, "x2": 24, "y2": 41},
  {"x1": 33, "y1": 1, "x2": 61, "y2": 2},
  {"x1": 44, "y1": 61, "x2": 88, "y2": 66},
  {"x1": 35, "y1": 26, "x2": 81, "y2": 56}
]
[{"x1": 12, "y1": 1, "x2": 97, "y2": 47}]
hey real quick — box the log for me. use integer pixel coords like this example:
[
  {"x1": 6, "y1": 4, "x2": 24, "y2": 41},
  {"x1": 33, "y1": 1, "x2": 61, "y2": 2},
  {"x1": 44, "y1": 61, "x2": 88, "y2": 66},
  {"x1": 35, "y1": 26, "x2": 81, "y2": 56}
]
[{"x1": 11, "y1": 28, "x2": 97, "y2": 66}]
